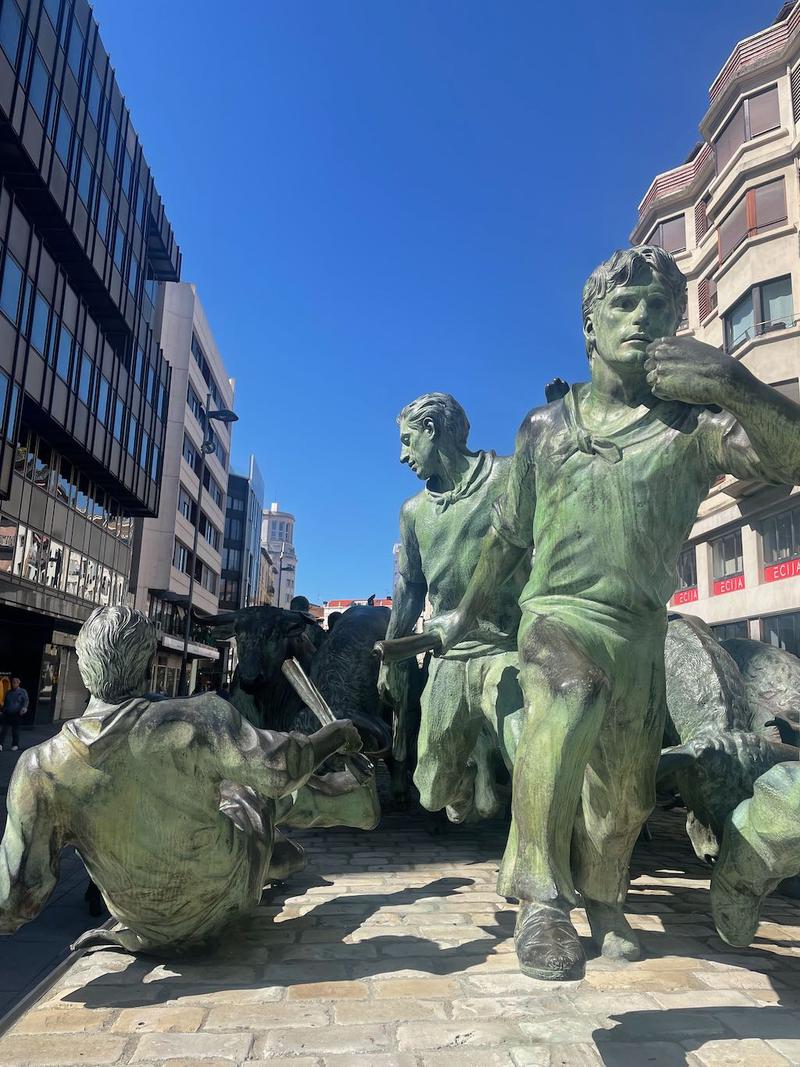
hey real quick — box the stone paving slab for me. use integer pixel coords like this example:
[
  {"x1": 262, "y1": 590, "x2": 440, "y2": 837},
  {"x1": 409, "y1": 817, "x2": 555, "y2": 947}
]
[{"x1": 2, "y1": 807, "x2": 800, "y2": 1066}]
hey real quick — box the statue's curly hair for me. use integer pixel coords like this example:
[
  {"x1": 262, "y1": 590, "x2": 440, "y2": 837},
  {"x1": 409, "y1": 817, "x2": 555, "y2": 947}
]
[
  {"x1": 582, "y1": 245, "x2": 688, "y2": 360},
  {"x1": 76, "y1": 606, "x2": 156, "y2": 702},
  {"x1": 396, "y1": 392, "x2": 470, "y2": 451}
]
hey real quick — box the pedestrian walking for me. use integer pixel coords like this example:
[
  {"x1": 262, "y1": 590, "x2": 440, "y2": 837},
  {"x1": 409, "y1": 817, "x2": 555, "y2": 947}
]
[{"x1": 0, "y1": 677, "x2": 29, "y2": 751}]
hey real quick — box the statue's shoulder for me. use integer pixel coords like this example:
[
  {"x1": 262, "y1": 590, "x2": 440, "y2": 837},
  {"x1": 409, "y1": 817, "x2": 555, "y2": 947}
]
[
  {"x1": 141, "y1": 694, "x2": 235, "y2": 736},
  {"x1": 399, "y1": 491, "x2": 424, "y2": 526},
  {"x1": 515, "y1": 390, "x2": 574, "y2": 448}
]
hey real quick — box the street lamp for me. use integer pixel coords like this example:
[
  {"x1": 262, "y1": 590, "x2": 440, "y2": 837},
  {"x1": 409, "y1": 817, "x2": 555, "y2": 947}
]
[{"x1": 178, "y1": 392, "x2": 238, "y2": 696}]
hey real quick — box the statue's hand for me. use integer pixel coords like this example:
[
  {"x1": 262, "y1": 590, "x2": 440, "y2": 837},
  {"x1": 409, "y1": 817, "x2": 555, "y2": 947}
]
[
  {"x1": 426, "y1": 609, "x2": 468, "y2": 656},
  {"x1": 334, "y1": 719, "x2": 363, "y2": 754},
  {"x1": 645, "y1": 336, "x2": 742, "y2": 408}
]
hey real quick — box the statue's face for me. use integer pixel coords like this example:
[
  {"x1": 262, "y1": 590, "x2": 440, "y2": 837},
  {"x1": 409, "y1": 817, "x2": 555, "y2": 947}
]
[
  {"x1": 398, "y1": 416, "x2": 439, "y2": 482},
  {"x1": 587, "y1": 269, "x2": 678, "y2": 376}
]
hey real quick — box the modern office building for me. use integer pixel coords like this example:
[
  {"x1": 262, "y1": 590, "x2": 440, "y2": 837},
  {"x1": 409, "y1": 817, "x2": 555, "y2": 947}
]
[
  {"x1": 219, "y1": 454, "x2": 264, "y2": 611},
  {"x1": 262, "y1": 501, "x2": 297, "y2": 609},
  {"x1": 631, "y1": 0, "x2": 800, "y2": 655},
  {"x1": 0, "y1": 0, "x2": 180, "y2": 719},
  {"x1": 132, "y1": 282, "x2": 232, "y2": 695}
]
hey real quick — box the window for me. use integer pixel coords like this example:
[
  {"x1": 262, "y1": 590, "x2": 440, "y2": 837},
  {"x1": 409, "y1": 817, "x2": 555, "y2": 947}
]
[
  {"x1": 762, "y1": 505, "x2": 800, "y2": 565},
  {"x1": 648, "y1": 215, "x2": 686, "y2": 254},
  {"x1": 718, "y1": 178, "x2": 786, "y2": 262},
  {"x1": 113, "y1": 398, "x2": 124, "y2": 441},
  {"x1": 105, "y1": 112, "x2": 118, "y2": 162},
  {"x1": 139, "y1": 430, "x2": 149, "y2": 469},
  {"x1": 223, "y1": 547, "x2": 241, "y2": 570},
  {"x1": 220, "y1": 577, "x2": 240, "y2": 605},
  {"x1": 128, "y1": 253, "x2": 139, "y2": 296},
  {"x1": 0, "y1": 254, "x2": 23, "y2": 323},
  {"x1": 182, "y1": 434, "x2": 200, "y2": 474},
  {"x1": 78, "y1": 352, "x2": 93, "y2": 404},
  {"x1": 724, "y1": 276, "x2": 794, "y2": 352},
  {"x1": 96, "y1": 190, "x2": 110, "y2": 239},
  {"x1": 178, "y1": 486, "x2": 196, "y2": 524},
  {"x1": 698, "y1": 276, "x2": 718, "y2": 322},
  {"x1": 113, "y1": 222, "x2": 125, "y2": 272},
  {"x1": 714, "y1": 86, "x2": 780, "y2": 172},
  {"x1": 200, "y1": 513, "x2": 220, "y2": 551},
  {"x1": 126, "y1": 413, "x2": 138, "y2": 457},
  {"x1": 121, "y1": 150, "x2": 132, "y2": 195},
  {"x1": 54, "y1": 106, "x2": 73, "y2": 166},
  {"x1": 203, "y1": 468, "x2": 223, "y2": 508},
  {"x1": 77, "y1": 150, "x2": 93, "y2": 204},
  {"x1": 34, "y1": 437, "x2": 53, "y2": 490},
  {"x1": 762, "y1": 611, "x2": 800, "y2": 658},
  {"x1": 86, "y1": 65, "x2": 102, "y2": 124},
  {"x1": 187, "y1": 381, "x2": 204, "y2": 423},
  {"x1": 66, "y1": 21, "x2": 83, "y2": 78},
  {"x1": 97, "y1": 375, "x2": 109, "y2": 419},
  {"x1": 676, "y1": 546, "x2": 697, "y2": 590},
  {"x1": 150, "y1": 444, "x2": 160, "y2": 480},
  {"x1": 225, "y1": 516, "x2": 242, "y2": 541},
  {"x1": 55, "y1": 325, "x2": 73, "y2": 381},
  {"x1": 28, "y1": 52, "x2": 49, "y2": 120},
  {"x1": 711, "y1": 530, "x2": 743, "y2": 579},
  {"x1": 712, "y1": 620, "x2": 749, "y2": 642},
  {"x1": 0, "y1": 2, "x2": 22, "y2": 65},
  {"x1": 173, "y1": 540, "x2": 189, "y2": 574},
  {"x1": 56, "y1": 456, "x2": 74, "y2": 505},
  {"x1": 43, "y1": 0, "x2": 60, "y2": 27}
]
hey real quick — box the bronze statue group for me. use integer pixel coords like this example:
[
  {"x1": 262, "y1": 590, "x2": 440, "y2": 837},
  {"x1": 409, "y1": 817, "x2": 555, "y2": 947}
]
[{"x1": 2, "y1": 246, "x2": 799, "y2": 983}]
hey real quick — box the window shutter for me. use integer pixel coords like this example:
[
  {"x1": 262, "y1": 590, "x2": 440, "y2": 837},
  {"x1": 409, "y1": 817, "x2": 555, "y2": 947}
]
[
  {"x1": 698, "y1": 278, "x2": 711, "y2": 321},
  {"x1": 791, "y1": 63, "x2": 800, "y2": 123},
  {"x1": 695, "y1": 199, "x2": 708, "y2": 242}
]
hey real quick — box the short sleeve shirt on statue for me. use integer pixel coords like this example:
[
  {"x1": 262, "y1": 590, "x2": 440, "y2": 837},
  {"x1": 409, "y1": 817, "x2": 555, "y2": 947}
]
[{"x1": 493, "y1": 383, "x2": 787, "y2": 618}]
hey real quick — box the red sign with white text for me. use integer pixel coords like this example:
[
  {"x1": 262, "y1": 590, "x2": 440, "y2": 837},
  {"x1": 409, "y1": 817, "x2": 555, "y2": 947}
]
[
  {"x1": 713, "y1": 574, "x2": 745, "y2": 596},
  {"x1": 671, "y1": 587, "x2": 699, "y2": 606},
  {"x1": 764, "y1": 557, "x2": 800, "y2": 583}
]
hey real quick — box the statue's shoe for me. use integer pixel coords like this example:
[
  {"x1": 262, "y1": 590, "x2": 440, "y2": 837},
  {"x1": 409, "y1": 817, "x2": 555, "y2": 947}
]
[
  {"x1": 711, "y1": 866, "x2": 761, "y2": 948},
  {"x1": 514, "y1": 901, "x2": 586, "y2": 982},
  {"x1": 584, "y1": 899, "x2": 641, "y2": 961}
]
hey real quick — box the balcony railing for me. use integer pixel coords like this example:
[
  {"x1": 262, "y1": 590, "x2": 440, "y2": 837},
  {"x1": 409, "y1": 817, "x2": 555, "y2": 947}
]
[
  {"x1": 637, "y1": 144, "x2": 714, "y2": 224},
  {"x1": 709, "y1": 2, "x2": 800, "y2": 107},
  {"x1": 725, "y1": 312, "x2": 799, "y2": 353}
]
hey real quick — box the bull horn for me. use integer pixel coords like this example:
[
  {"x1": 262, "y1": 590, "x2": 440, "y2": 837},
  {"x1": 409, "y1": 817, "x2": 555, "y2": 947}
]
[
  {"x1": 205, "y1": 611, "x2": 240, "y2": 626},
  {"x1": 763, "y1": 739, "x2": 800, "y2": 764},
  {"x1": 349, "y1": 713, "x2": 393, "y2": 760},
  {"x1": 657, "y1": 744, "x2": 696, "y2": 781}
]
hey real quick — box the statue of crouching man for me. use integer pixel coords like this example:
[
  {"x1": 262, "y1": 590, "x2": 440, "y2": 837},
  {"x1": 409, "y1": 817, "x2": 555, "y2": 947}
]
[{"x1": 0, "y1": 606, "x2": 366, "y2": 955}]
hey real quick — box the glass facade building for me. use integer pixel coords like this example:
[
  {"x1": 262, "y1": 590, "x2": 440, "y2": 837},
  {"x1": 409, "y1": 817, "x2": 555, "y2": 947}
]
[
  {"x1": 0, "y1": 0, "x2": 180, "y2": 720},
  {"x1": 220, "y1": 455, "x2": 264, "y2": 611}
]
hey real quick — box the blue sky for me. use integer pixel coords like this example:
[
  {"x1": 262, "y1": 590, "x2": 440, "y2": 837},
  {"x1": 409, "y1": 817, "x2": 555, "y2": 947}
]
[{"x1": 92, "y1": 0, "x2": 779, "y2": 604}]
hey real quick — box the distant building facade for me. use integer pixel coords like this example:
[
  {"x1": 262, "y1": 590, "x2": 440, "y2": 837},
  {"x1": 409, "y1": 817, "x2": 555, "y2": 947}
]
[
  {"x1": 262, "y1": 502, "x2": 297, "y2": 609},
  {"x1": 631, "y1": 0, "x2": 800, "y2": 653},
  {"x1": 132, "y1": 282, "x2": 232, "y2": 695},
  {"x1": 323, "y1": 597, "x2": 392, "y2": 627},
  {"x1": 254, "y1": 543, "x2": 276, "y2": 606},
  {"x1": 220, "y1": 454, "x2": 264, "y2": 611},
  {"x1": 0, "y1": 0, "x2": 180, "y2": 720}
]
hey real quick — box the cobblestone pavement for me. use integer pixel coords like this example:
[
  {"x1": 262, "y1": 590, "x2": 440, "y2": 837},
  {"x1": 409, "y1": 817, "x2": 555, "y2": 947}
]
[
  {"x1": 2, "y1": 805, "x2": 800, "y2": 1066},
  {"x1": 0, "y1": 724, "x2": 107, "y2": 1018}
]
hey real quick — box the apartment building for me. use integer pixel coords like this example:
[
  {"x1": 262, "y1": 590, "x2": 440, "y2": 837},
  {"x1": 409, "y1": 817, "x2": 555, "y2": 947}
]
[
  {"x1": 631, "y1": 0, "x2": 800, "y2": 654},
  {"x1": 132, "y1": 282, "x2": 232, "y2": 695},
  {"x1": 0, "y1": 0, "x2": 180, "y2": 719},
  {"x1": 262, "y1": 502, "x2": 297, "y2": 609}
]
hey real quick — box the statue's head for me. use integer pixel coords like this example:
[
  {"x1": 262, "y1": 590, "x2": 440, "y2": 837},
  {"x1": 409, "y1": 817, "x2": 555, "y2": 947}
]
[
  {"x1": 582, "y1": 246, "x2": 687, "y2": 371},
  {"x1": 396, "y1": 392, "x2": 470, "y2": 482},
  {"x1": 76, "y1": 606, "x2": 157, "y2": 703}
]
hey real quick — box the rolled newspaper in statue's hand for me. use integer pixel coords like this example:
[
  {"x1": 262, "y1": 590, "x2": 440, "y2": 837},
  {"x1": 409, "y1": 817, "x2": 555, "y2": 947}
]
[{"x1": 373, "y1": 632, "x2": 442, "y2": 664}]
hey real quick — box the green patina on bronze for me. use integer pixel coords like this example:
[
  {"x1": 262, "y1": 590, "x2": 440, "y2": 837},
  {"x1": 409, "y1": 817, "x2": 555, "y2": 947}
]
[
  {"x1": 379, "y1": 392, "x2": 526, "y2": 822},
  {"x1": 429, "y1": 245, "x2": 800, "y2": 981},
  {"x1": 0, "y1": 607, "x2": 373, "y2": 954}
]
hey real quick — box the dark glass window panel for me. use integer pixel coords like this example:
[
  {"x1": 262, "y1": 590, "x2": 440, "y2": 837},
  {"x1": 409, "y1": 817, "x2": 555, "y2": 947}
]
[
  {"x1": 129, "y1": 253, "x2": 139, "y2": 296},
  {"x1": 34, "y1": 437, "x2": 52, "y2": 489},
  {"x1": 87, "y1": 67, "x2": 102, "y2": 124},
  {"x1": 76, "y1": 472, "x2": 90, "y2": 514},
  {"x1": 18, "y1": 28, "x2": 30, "y2": 79},
  {"x1": 30, "y1": 292, "x2": 49, "y2": 355},
  {"x1": 137, "y1": 186, "x2": 147, "y2": 229},
  {"x1": 134, "y1": 345, "x2": 144, "y2": 383},
  {"x1": 0, "y1": 2, "x2": 22, "y2": 65},
  {"x1": 77, "y1": 150, "x2": 93, "y2": 204},
  {"x1": 712, "y1": 620, "x2": 749, "y2": 642},
  {"x1": 150, "y1": 444, "x2": 160, "y2": 480},
  {"x1": 754, "y1": 178, "x2": 786, "y2": 232},
  {"x1": 139, "y1": 431, "x2": 149, "y2": 468},
  {"x1": 43, "y1": 0, "x2": 61, "y2": 27},
  {"x1": 113, "y1": 397, "x2": 124, "y2": 440},
  {"x1": 55, "y1": 324, "x2": 73, "y2": 381},
  {"x1": 105, "y1": 112, "x2": 118, "y2": 161},
  {"x1": 0, "y1": 254, "x2": 23, "y2": 323},
  {"x1": 718, "y1": 198, "x2": 748, "y2": 261},
  {"x1": 57, "y1": 455, "x2": 74, "y2": 506},
  {"x1": 54, "y1": 106, "x2": 73, "y2": 165},
  {"x1": 763, "y1": 507, "x2": 800, "y2": 564},
  {"x1": 97, "y1": 375, "x2": 109, "y2": 418},
  {"x1": 145, "y1": 363, "x2": 154, "y2": 403},
  {"x1": 97, "y1": 190, "x2": 110, "y2": 239},
  {"x1": 677, "y1": 546, "x2": 697, "y2": 589},
  {"x1": 127, "y1": 413, "x2": 138, "y2": 457},
  {"x1": 78, "y1": 352, "x2": 93, "y2": 403},
  {"x1": 28, "y1": 53, "x2": 49, "y2": 120},
  {"x1": 651, "y1": 215, "x2": 685, "y2": 253},
  {"x1": 749, "y1": 86, "x2": 780, "y2": 137},
  {"x1": 762, "y1": 612, "x2": 800, "y2": 658},
  {"x1": 19, "y1": 278, "x2": 31, "y2": 335},
  {"x1": 121, "y1": 150, "x2": 132, "y2": 193},
  {"x1": 0, "y1": 369, "x2": 7, "y2": 430},
  {"x1": 66, "y1": 21, "x2": 83, "y2": 78},
  {"x1": 159, "y1": 383, "x2": 168, "y2": 419},
  {"x1": 113, "y1": 222, "x2": 125, "y2": 271},
  {"x1": 715, "y1": 103, "x2": 746, "y2": 172}
]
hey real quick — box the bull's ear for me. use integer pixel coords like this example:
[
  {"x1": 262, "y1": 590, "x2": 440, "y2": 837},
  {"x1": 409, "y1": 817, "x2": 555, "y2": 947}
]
[{"x1": 657, "y1": 744, "x2": 696, "y2": 781}]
